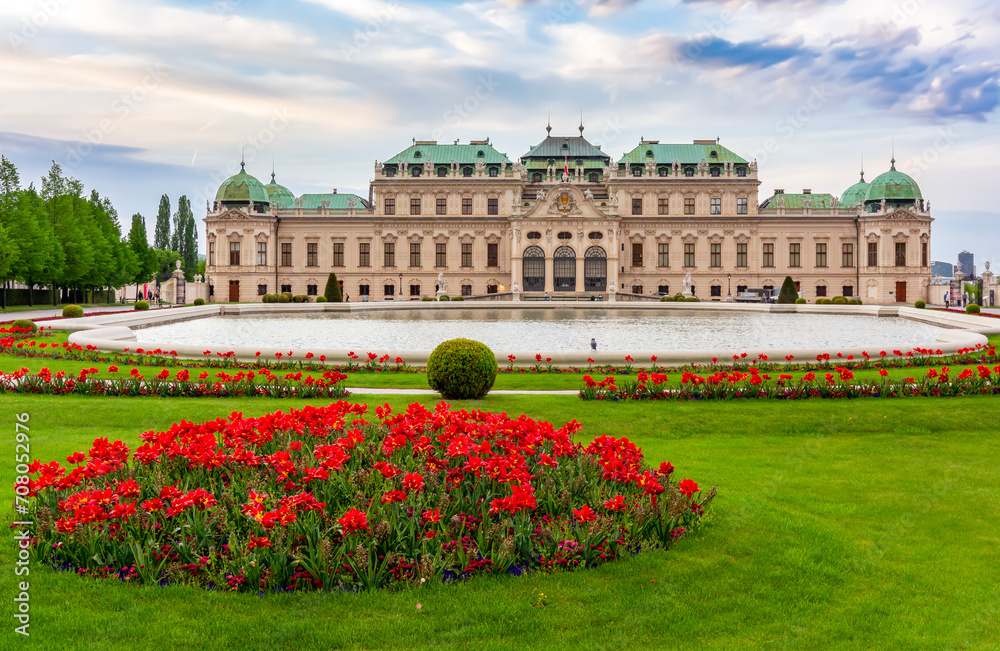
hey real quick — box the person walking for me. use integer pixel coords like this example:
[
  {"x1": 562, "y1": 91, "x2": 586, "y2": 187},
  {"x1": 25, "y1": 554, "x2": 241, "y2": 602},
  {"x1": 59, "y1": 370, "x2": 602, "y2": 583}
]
[
  {"x1": 590, "y1": 338, "x2": 597, "y2": 351},
  {"x1": 944, "y1": 291, "x2": 950, "y2": 309}
]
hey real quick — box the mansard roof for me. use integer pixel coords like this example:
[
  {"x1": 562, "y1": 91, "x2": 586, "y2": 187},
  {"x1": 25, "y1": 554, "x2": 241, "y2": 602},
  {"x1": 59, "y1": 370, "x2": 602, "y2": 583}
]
[
  {"x1": 619, "y1": 140, "x2": 749, "y2": 166},
  {"x1": 295, "y1": 193, "x2": 368, "y2": 210},
  {"x1": 521, "y1": 134, "x2": 610, "y2": 161},
  {"x1": 384, "y1": 141, "x2": 512, "y2": 166},
  {"x1": 758, "y1": 192, "x2": 836, "y2": 212}
]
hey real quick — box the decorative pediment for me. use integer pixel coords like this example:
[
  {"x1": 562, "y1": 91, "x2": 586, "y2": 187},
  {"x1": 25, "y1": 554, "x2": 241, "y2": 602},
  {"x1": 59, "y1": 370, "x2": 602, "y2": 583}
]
[
  {"x1": 459, "y1": 233, "x2": 474, "y2": 244},
  {"x1": 681, "y1": 233, "x2": 698, "y2": 244},
  {"x1": 893, "y1": 231, "x2": 909, "y2": 242},
  {"x1": 409, "y1": 233, "x2": 423, "y2": 243},
  {"x1": 886, "y1": 208, "x2": 914, "y2": 220},
  {"x1": 382, "y1": 233, "x2": 398, "y2": 243},
  {"x1": 255, "y1": 232, "x2": 268, "y2": 242},
  {"x1": 485, "y1": 234, "x2": 502, "y2": 244},
  {"x1": 866, "y1": 232, "x2": 880, "y2": 242},
  {"x1": 734, "y1": 233, "x2": 751, "y2": 244},
  {"x1": 547, "y1": 189, "x2": 582, "y2": 216},
  {"x1": 227, "y1": 231, "x2": 242, "y2": 242},
  {"x1": 656, "y1": 233, "x2": 670, "y2": 243},
  {"x1": 708, "y1": 233, "x2": 724, "y2": 244},
  {"x1": 629, "y1": 233, "x2": 645, "y2": 243},
  {"x1": 433, "y1": 233, "x2": 448, "y2": 244}
]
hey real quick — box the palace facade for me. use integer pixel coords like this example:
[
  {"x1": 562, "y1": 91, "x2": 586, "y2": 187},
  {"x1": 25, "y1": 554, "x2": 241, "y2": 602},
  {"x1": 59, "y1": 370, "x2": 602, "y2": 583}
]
[{"x1": 203, "y1": 128, "x2": 932, "y2": 304}]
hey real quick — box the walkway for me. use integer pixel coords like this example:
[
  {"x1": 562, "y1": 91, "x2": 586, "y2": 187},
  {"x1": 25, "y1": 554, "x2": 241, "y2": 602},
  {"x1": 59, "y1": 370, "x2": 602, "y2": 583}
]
[
  {"x1": 1, "y1": 304, "x2": 175, "y2": 323},
  {"x1": 346, "y1": 387, "x2": 579, "y2": 395}
]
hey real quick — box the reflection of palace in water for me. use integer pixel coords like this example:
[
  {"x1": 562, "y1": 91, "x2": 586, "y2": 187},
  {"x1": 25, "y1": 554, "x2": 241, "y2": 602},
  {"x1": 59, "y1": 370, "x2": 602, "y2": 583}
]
[{"x1": 204, "y1": 124, "x2": 932, "y2": 305}]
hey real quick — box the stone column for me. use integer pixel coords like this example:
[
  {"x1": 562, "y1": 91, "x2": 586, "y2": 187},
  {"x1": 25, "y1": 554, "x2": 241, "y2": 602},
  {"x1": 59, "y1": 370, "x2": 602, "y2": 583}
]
[
  {"x1": 576, "y1": 256, "x2": 585, "y2": 293},
  {"x1": 544, "y1": 255, "x2": 554, "y2": 294}
]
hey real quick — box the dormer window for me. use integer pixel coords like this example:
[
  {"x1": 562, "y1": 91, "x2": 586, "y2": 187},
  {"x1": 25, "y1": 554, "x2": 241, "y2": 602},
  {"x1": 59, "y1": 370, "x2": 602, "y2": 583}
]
[
  {"x1": 414, "y1": 151, "x2": 422, "y2": 158},
  {"x1": 576, "y1": 159, "x2": 583, "y2": 166},
  {"x1": 588, "y1": 172, "x2": 599, "y2": 183},
  {"x1": 685, "y1": 168, "x2": 695, "y2": 177},
  {"x1": 385, "y1": 168, "x2": 396, "y2": 177},
  {"x1": 533, "y1": 172, "x2": 543, "y2": 182},
  {"x1": 477, "y1": 150, "x2": 485, "y2": 157},
  {"x1": 658, "y1": 167, "x2": 668, "y2": 177},
  {"x1": 736, "y1": 167, "x2": 746, "y2": 177},
  {"x1": 437, "y1": 167, "x2": 447, "y2": 177},
  {"x1": 411, "y1": 167, "x2": 422, "y2": 177},
  {"x1": 561, "y1": 143, "x2": 569, "y2": 150},
  {"x1": 632, "y1": 167, "x2": 642, "y2": 176},
  {"x1": 711, "y1": 167, "x2": 720, "y2": 177},
  {"x1": 489, "y1": 167, "x2": 498, "y2": 177},
  {"x1": 463, "y1": 167, "x2": 473, "y2": 177},
  {"x1": 646, "y1": 150, "x2": 653, "y2": 157},
  {"x1": 710, "y1": 150, "x2": 718, "y2": 158}
]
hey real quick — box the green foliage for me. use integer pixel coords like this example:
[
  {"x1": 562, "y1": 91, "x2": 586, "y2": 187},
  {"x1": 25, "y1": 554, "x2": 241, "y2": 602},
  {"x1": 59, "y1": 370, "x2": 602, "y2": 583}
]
[
  {"x1": 795, "y1": 297, "x2": 807, "y2": 304},
  {"x1": 170, "y1": 196, "x2": 198, "y2": 280},
  {"x1": 293, "y1": 295, "x2": 309, "y2": 303},
  {"x1": 439, "y1": 295, "x2": 451, "y2": 301},
  {"x1": 966, "y1": 303, "x2": 981, "y2": 314},
  {"x1": 660, "y1": 296, "x2": 675, "y2": 302},
  {"x1": 193, "y1": 298, "x2": 205, "y2": 306},
  {"x1": 776, "y1": 276, "x2": 798, "y2": 304},
  {"x1": 262, "y1": 294, "x2": 276, "y2": 303},
  {"x1": 315, "y1": 296, "x2": 327, "y2": 303},
  {"x1": 914, "y1": 300, "x2": 926, "y2": 309},
  {"x1": 451, "y1": 296, "x2": 464, "y2": 301},
  {"x1": 324, "y1": 273, "x2": 343, "y2": 302},
  {"x1": 62, "y1": 304, "x2": 83, "y2": 318},
  {"x1": 134, "y1": 300, "x2": 149, "y2": 311},
  {"x1": 832, "y1": 296, "x2": 848, "y2": 304},
  {"x1": 426, "y1": 338, "x2": 497, "y2": 399},
  {"x1": 685, "y1": 296, "x2": 700, "y2": 302},
  {"x1": 279, "y1": 292, "x2": 292, "y2": 303},
  {"x1": 816, "y1": 298, "x2": 832, "y2": 304},
  {"x1": 154, "y1": 195, "x2": 171, "y2": 250},
  {"x1": 11, "y1": 318, "x2": 37, "y2": 333},
  {"x1": 422, "y1": 296, "x2": 435, "y2": 301}
]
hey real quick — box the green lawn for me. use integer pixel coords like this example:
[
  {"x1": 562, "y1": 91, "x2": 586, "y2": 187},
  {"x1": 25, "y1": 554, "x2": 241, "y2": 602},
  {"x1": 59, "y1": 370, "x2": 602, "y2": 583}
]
[{"x1": 3, "y1": 394, "x2": 999, "y2": 649}]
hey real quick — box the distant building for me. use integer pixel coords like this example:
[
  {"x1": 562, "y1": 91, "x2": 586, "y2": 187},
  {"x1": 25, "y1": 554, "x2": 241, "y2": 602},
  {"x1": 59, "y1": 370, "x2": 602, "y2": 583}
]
[
  {"x1": 931, "y1": 261, "x2": 954, "y2": 278},
  {"x1": 958, "y1": 250, "x2": 975, "y2": 278}
]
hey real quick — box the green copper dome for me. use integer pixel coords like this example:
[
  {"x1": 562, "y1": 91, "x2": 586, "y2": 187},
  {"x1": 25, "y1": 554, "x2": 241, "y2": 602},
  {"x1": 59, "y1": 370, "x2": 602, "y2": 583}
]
[
  {"x1": 840, "y1": 171, "x2": 869, "y2": 208},
  {"x1": 864, "y1": 160, "x2": 922, "y2": 203},
  {"x1": 263, "y1": 172, "x2": 295, "y2": 209},
  {"x1": 215, "y1": 163, "x2": 270, "y2": 204}
]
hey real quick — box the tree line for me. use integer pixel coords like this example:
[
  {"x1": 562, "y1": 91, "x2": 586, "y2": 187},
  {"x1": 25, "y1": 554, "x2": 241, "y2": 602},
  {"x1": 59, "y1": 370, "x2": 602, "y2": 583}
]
[{"x1": 0, "y1": 156, "x2": 201, "y2": 308}]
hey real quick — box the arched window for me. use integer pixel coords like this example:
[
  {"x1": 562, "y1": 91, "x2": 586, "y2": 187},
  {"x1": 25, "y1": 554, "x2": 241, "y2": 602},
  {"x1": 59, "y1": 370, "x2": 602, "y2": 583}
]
[
  {"x1": 588, "y1": 172, "x2": 598, "y2": 183},
  {"x1": 522, "y1": 245, "x2": 545, "y2": 292},
  {"x1": 659, "y1": 167, "x2": 668, "y2": 177},
  {"x1": 527, "y1": 231, "x2": 542, "y2": 240},
  {"x1": 584, "y1": 246, "x2": 607, "y2": 291},
  {"x1": 557, "y1": 232, "x2": 572, "y2": 240},
  {"x1": 554, "y1": 246, "x2": 576, "y2": 292}
]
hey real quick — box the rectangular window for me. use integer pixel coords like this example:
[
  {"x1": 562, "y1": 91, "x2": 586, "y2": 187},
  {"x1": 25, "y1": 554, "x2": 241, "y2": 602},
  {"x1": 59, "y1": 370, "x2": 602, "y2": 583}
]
[
  {"x1": 684, "y1": 197, "x2": 695, "y2": 215},
  {"x1": 737, "y1": 197, "x2": 748, "y2": 215},
  {"x1": 868, "y1": 242, "x2": 878, "y2": 267},
  {"x1": 658, "y1": 243, "x2": 669, "y2": 267},
  {"x1": 816, "y1": 285, "x2": 827, "y2": 297},
  {"x1": 815, "y1": 242, "x2": 827, "y2": 268},
  {"x1": 384, "y1": 198, "x2": 395, "y2": 215},
  {"x1": 488, "y1": 198, "x2": 498, "y2": 215},
  {"x1": 711, "y1": 285, "x2": 722, "y2": 297},
  {"x1": 842, "y1": 243, "x2": 853, "y2": 268},
  {"x1": 410, "y1": 243, "x2": 421, "y2": 267},
  {"x1": 436, "y1": 243, "x2": 447, "y2": 267},
  {"x1": 487, "y1": 284, "x2": 498, "y2": 294},
  {"x1": 710, "y1": 243, "x2": 721, "y2": 267},
  {"x1": 632, "y1": 198, "x2": 642, "y2": 215},
  {"x1": 461, "y1": 284, "x2": 472, "y2": 296},
  {"x1": 736, "y1": 243, "x2": 747, "y2": 267},
  {"x1": 657, "y1": 198, "x2": 668, "y2": 215},
  {"x1": 843, "y1": 286, "x2": 854, "y2": 297},
  {"x1": 410, "y1": 198, "x2": 421, "y2": 215},
  {"x1": 658, "y1": 285, "x2": 669, "y2": 294},
  {"x1": 384, "y1": 284, "x2": 394, "y2": 297},
  {"x1": 436, "y1": 197, "x2": 447, "y2": 215},
  {"x1": 789, "y1": 243, "x2": 801, "y2": 267},
  {"x1": 229, "y1": 242, "x2": 240, "y2": 266},
  {"x1": 307, "y1": 284, "x2": 318, "y2": 296},
  {"x1": 358, "y1": 284, "x2": 369, "y2": 296},
  {"x1": 710, "y1": 197, "x2": 721, "y2": 215},
  {"x1": 487, "y1": 243, "x2": 498, "y2": 268},
  {"x1": 257, "y1": 241, "x2": 267, "y2": 266},
  {"x1": 306, "y1": 243, "x2": 318, "y2": 267},
  {"x1": 461, "y1": 243, "x2": 472, "y2": 267},
  {"x1": 384, "y1": 242, "x2": 395, "y2": 267},
  {"x1": 280, "y1": 242, "x2": 292, "y2": 267},
  {"x1": 333, "y1": 242, "x2": 344, "y2": 267},
  {"x1": 280, "y1": 284, "x2": 291, "y2": 294},
  {"x1": 462, "y1": 197, "x2": 472, "y2": 215},
  {"x1": 921, "y1": 242, "x2": 928, "y2": 267},
  {"x1": 358, "y1": 242, "x2": 370, "y2": 267},
  {"x1": 257, "y1": 284, "x2": 267, "y2": 296},
  {"x1": 684, "y1": 243, "x2": 695, "y2": 267},
  {"x1": 410, "y1": 284, "x2": 421, "y2": 297},
  {"x1": 632, "y1": 285, "x2": 643, "y2": 294},
  {"x1": 895, "y1": 242, "x2": 906, "y2": 267},
  {"x1": 209, "y1": 242, "x2": 215, "y2": 266},
  {"x1": 631, "y1": 242, "x2": 643, "y2": 267},
  {"x1": 762, "y1": 243, "x2": 774, "y2": 267}
]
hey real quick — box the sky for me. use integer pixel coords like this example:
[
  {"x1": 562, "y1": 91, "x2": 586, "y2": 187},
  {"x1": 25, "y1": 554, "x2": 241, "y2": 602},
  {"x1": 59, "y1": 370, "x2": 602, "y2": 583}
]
[{"x1": 1, "y1": 0, "x2": 998, "y2": 269}]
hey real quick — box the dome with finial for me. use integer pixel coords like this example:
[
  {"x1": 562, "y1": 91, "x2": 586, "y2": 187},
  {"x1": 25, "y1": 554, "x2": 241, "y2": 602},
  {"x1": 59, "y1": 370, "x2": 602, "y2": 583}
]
[
  {"x1": 215, "y1": 162, "x2": 270, "y2": 205},
  {"x1": 263, "y1": 172, "x2": 295, "y2": 209},
  {"x1": 864, "y1": 158, "x2": 922, "y2": 204},
  {"x1": 841, "y1": 170, "x2": 869, "y2": 208}
]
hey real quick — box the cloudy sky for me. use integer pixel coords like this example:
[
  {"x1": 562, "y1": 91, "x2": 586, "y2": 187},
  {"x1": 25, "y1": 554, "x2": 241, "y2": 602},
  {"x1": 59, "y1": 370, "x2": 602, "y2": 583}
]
[{"x1": 2, "y1": 0, "x2": 998, "y2": 267}]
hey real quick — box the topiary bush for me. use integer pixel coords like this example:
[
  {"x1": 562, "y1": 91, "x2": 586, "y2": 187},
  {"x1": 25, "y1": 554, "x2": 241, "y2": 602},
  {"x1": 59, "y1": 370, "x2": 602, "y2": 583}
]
[
  {"x1": 324, "y1": 273, "x2": 343, "y2": 303},
  {"x1": 293, "y1": 295, "x2": 309, "y2": 303},
  {"x1": 422, "y1": 296, "x2": 434, "y2": 301},
  {"x1": 967, "y1": 303, "x2": 981, "y2": 314},
  {"x1": 12, "y1": 319, "x2": 38, "y2": 333},
  {"x1": 427, "y1": 338, "x2": 497, "y2": 400},
  {"x1": 315, "y1": 296, "x2": 328, "y2": 303},
  {"x1": 193, "y1": 298, "x2": 205, "y2": 306},
  {"x1": 914, "y1": 300, "x2": 926, "y2": 309},
  {"x1": 831, "y1": 296, "x2": 848, "y2": 304},
  {"x1": 451, "y1": 296, "x2": 464, "y2": 301},
  {"x1": 278, "y1": 292, "x2": 292, "y2": 303},
  {"x1": 685, "y1": 296, "x2": 700, "y2": 302},
  {"x1": 674, "y1": 294, "x2": 686, "y2": 300},
  {"x1": 62, "y1": 304, "x2": 84, "y2": 318},
  {"x1": 660, "y1": 296, "x2": 675, "y2": 302},
  {"x1": 795, "y1": 297, "x2": 806, "y2": 304},
  {"x1": 849, "y1": 299, "x2": 862, "y2": 305},
  {"x1": 776, "y1": 276, "x2": 798, "y2": 304},
  {"x1": 134, "y1": 300, "x2": 149, "y2": 311},
  {"x1": 815, "y1": 298, "x2": 830, "y2": 304},
  {"x1": 439, "y1": 295, "x2": 450, "y2": 301}
]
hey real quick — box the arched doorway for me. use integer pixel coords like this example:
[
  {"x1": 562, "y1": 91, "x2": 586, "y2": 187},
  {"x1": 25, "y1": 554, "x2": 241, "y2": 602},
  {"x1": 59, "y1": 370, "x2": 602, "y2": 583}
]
[
  {"x1": 584, "y1": 246, "x2": 607, "y2": 291},
  {"x1": 522, "y1": 246, "x2": 545, "y2": 291},
  {"x1": 554, "y1": 246, "x2": 576, "y2": 291}
]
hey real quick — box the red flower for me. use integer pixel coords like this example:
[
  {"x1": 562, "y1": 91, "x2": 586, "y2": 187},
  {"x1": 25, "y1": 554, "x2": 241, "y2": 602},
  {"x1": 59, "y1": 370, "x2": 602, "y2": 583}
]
[
  {"x1": 422, "y1": 508, "x2": 441, "y2": 524},
  {"x1": 603, "y1": 495, "x2": 626, "y2": 512},
  {"x1": 108, "y1": 366, "x2": 118, "y2": 373},
  {"x1": 66, "y1": 452, "x2": 86, "y2": 465},
  {"x1": 246, "y1": 537, "x2": 271, "y2": 550},
  {"x1": 656, "y1": 461, "x2": 674, "y2": 476},
  {"x1": 338, "y1": 508, "x2": 369, "y2": 535},
  {"x1": 678, "y1": 478, "x2": 701, "y2": 497},
  {"x1": 572, "y1": 504, "x2": 597, "y2": 523},
  {"x1": 402, "y1": 472, "x2": 425, "y2": 493}
]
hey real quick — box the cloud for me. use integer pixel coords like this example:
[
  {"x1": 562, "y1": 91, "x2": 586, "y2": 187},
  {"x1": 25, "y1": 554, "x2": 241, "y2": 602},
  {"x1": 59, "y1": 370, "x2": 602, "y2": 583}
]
[{"x1": 674, "y1": 36, "x2": 816, "y2": 70}]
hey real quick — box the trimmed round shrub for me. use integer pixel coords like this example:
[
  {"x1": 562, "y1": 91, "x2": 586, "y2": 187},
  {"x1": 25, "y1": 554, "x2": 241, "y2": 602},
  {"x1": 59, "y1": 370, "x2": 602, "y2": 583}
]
[
  {"x1": 427, "y1": 338, "x2": 497, "y2": 400},
  {"x1": 848, "y1": 299, "x2": 862, "y2": 305},
  {"x1": 451, "y1": 296, "x2": 464, "y2": 302},
  {"x1": 660, "y1": 296, "x2": 675, "y2": 302},
  {"x1": 315, "y1": 296, "x2": 328, "y2": 303},
  {"x1": 816, "y1": 298, "x2": 832, "y2": 304},
  {"x1": 293, "y1": 295, "x2": 309, "y2": 303},
  {"x1": 967, "y1": 303, "x2": 981, "y2": 314},
  {"x1": 62, "y1": 304, "x2": 84, "y2": 318},
  {"x1": 422, "y1": 296, "x2": 434, "y2": 301},
  {"x1": 278, "y1": 293, "x2": 292, "y2": 303},
  {"x1": 439, "y1": 295, "x2": 451, "y2": 301},
  {"x1": 685, "y1": 296, "x2": 700, "y2": 302},
  {"x1": 674, "y1": 294, "x2": 686, "y2": 300},
  {"x1": 193, "y1": 298, "x2": 205, "y2": 306},
  {"x1": 134, "y1": 300, "x2": 149, "y2": 311},
  {"x1": 914, "y1": 300, "x2": 926, "y2": 309},
  {"x1": 12, "y1": 319, "x2": 38, "y2": 333},
  {"x1": 831, "y1": 296, "x2": 848, "y2": 304},
  {"x1": 795, "y1": 297, "x2": 806, "y2": 304}
]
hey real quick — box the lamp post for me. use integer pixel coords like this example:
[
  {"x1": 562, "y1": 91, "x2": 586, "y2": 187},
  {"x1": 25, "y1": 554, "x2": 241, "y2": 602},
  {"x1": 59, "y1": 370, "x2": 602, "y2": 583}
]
[
  {"x1": 399, "y1": 273, "x2": 403, "y2": 301},
  {"x1": 727, "y1": 273, "x2": 732, "y2": 301}
]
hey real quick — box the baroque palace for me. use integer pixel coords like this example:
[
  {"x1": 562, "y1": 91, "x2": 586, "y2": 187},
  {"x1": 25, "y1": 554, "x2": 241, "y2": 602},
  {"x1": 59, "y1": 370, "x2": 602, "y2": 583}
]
[{"x1": 204, "y1": 126, "x2": 932, "y2": 304}]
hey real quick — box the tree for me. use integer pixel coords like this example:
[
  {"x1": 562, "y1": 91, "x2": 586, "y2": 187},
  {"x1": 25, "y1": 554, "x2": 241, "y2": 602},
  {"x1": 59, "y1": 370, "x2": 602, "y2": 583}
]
[
  {"x1": 777, "y1": 276, "x2": 798, "y2": 304},
  {"x1": 324, "y1": 272, "x2": 343, "y2": 302},
  {"x1": 173, "y1": 195, "x2": 198, "y2": 279},
  {"x1": 127, "y1": 213, "x2": 157, "y2": 295},
  {"x1": 154, "y1": 194, "x2": 171, "y2": 250}
]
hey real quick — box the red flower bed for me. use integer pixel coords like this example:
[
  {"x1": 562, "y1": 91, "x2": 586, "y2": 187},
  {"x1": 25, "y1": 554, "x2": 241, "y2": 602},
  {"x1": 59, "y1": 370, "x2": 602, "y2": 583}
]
[{"x1": 20, "y1": 402, "x2": 713, "y2": 592}]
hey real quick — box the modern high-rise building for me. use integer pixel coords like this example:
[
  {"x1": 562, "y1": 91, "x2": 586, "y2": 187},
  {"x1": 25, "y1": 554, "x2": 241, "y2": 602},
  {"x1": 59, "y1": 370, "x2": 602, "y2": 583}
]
[
  {"x1": 958, "y1": 250, "x2": 975, "y2": 278},
  {"x1": 931, "y1": 261, "x2": 954, "y2": 278}
]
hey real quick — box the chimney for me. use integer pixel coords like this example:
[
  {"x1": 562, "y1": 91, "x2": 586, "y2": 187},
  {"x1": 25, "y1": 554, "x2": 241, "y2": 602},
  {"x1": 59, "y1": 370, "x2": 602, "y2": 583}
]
[
  {"x1": 332, "y1": 188, "x2": 337, "y2": 194},
  {"x1": 774, "y1": 189, "x2": 785, "y2": 194},
  {"x1": 803, "y1": 189, "x2": 812, "y2": 194}
]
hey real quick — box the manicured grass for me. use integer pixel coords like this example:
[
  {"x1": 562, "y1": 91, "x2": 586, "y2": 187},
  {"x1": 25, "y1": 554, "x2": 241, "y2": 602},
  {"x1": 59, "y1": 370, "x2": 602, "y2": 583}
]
[
  {"x1": 0, "y1": 303, "x2": 123, "y2": 315},
  {"x1": 3, "y1": 394, "x2": 999, "y2": 649}
]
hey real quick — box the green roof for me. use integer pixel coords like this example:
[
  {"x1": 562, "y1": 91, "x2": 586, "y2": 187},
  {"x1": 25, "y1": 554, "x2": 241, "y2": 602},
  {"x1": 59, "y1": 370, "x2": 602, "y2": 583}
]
[
  {"x1": 619, "y1": 142, "x2": 749, "y2": 166},
  {"x1": 864, "y1": 160, "x2": 922, "y2": 202},
  {"x1": 215, "y1": 163, "x2": 270, "y2": 204},
  {"x1": 521, "y1": 134, "x2": 609, "y2": 161},
  {"x1": 295, "y1": 193, "x2": 366, "y2": 210},
  {"x1": 385, "y1": 142, "x2": 512, "y2": 166},
  {"x1": 264, "y1": 173, "x2": 295, "y2": 209},
  {"x1": 840, "y1": 172, "x2": 869, "y2": 208},
  {"x1": 759, "y1": 193, "x2": 836, "y2": 212}
]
